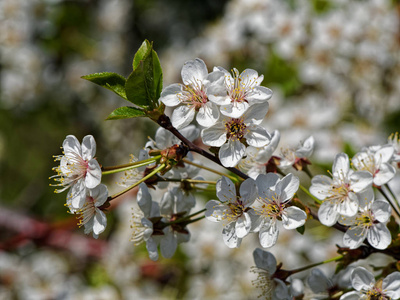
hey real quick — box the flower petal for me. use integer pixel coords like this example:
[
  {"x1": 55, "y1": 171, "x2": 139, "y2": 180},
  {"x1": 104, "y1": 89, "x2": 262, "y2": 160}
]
[
  {"x1": 309, "y1": 175, "x2": 334, "y2": 200},
  {"x1": 146, "y1": 238, "x2": 159, "y2": 261},
  {"x1": 222, "y1": 222, "x2": 242, "y2": 248},
  {"x1": 63, "y1": 135, "x2": 82, "y2": 156},
  {"x1": 253, "y1": 248, "x2": 277, "y2": 274},
  {"x1": 91, "y1": 184, "x2": 109, "y2": 207},
  {"x1": 220, "y1": 101, "x2": 250, "y2": 118},
  {"x1": 374, "y1": 163, "x2": 396, "y2": 186},
  {"x1": 160, "y1": 83, "x2": 182, "y2": 106},
  {"x1": 181, "y1": 58, "x2": 208, "y2": 85},
  {"x1": 239, "y1": 178, "x2": 258, "y2": 206},
  {"x1": 216, "y1": 176, "x2": 236, "y2": 202},
  {"x1": 277, "y1": 173, "x2": 300, "y2": 203},
  {"x1": 318, "y1": 201, "x2": 339, "y2": 226},
  {"x1": 247, "y1": 86, "x2": 273, "y2": 103},
  {"x1": 350, "y1": 171, "x2": 373, "y2": 192},
  {"x1": 201, "y1": 124, "x2": 227, "y2": 147},
  {"x1": 339, "y1": 291, "x2": 363, "y2": 300},
  {"x1": 282, "y1": 206, "x2": 307, "y2": 230},
  {"x1": 372, "y1": 199, "x2": 391, "y2": 223},
  {"x1": 351, "y1": 267, "x2": 375, "y2": 291},
  {"x1": 196, "y1": 101, "x2": 220, "y2": 127},
  {"x1": 171, "y1": 105, "x2": 196, "y2": 129},
  {"x1": 382, "y1": 272, "x2": 400, "y2": 298},
  {"x1": 332, "y1": 153, "x2": 349, "y2": 178},
  {"x1": 259, "y1": 221, "x2": 279, "y2": 248},
  {"x1": 205, "y1": 200, "x2": 227, "y2": 222},
  {"x1": 235, "y1": 213, "x2": 251, "y2": 238},
  {"x1": 219, "y1": 139, "x2": 246, "y2": 168},
  {"x1": 337, "y1": 192, "x2": 358, "y2": 217},
  {"x1": 81, "y1": 135, "x2": 96, "y2": 161},
  {"x1": 137, "y1": 183, "x2": 152, "y2": 217},
  {"x1": 244, "y1": 125, "x2": 271, "y2": 147},
  {"x1": 343, "y1": 226, "x2": 365, "y2": 249},
  {"x1": 367, "y1": 223, "x2": 391, "y2": 250},
  {"x1": 92, "y1": 209, "x2": 107, "y2": 235},
  {"x1": 160, "y1": 230, "x2": 178, "y2": 258},
  {"x1": 85, "y1": 159, "x2": 102, "y2": 188}
]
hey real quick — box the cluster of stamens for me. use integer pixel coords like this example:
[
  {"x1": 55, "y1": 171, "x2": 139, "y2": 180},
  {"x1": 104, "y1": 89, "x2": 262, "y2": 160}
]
[
  {"x1": 223, "y1": 200, "x2": 244, "y2": 222},
  {"x1": 225, "y1": 118, "x2": 247, "y2": 140},
  {"x1": 365, "y1": 287, "x2": 388, "y2": 300},
  {"x1": 226, "y1": 69, "x2": 257, "y2": 103},
  {"x1": 178, "y1": 79, "x2": 208, "y2": 110},
  {"x1": 250, "y1": 266, "x2": 274, "y2": 299},
  {"x1": 76, "y1": 197, "x2": 96, "y2": 228},
  {"x1": 256, "y1": 194, "x2": 284, "y2": 220},
  {"x1": 130, "y1": 208, "x2": 148, "y2": 246}
]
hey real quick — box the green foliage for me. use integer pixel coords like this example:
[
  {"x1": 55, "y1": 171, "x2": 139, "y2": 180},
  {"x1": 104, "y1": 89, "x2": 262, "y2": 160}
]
[
  {"x1": 312, "y1": 0, "x2": 332, "y2": 14},
  {"x1": 81, "y1": 72, "x2": 127, "y2": 100},
  {"x1": 106, "y1": 106, "x2": 147, "y2": 120},
  {"x1": 296, "y1": 225, "x2": 305, "y2": 235},
  {"x1": 125, "y1": 40, "x2": 163, "y2": 110}
]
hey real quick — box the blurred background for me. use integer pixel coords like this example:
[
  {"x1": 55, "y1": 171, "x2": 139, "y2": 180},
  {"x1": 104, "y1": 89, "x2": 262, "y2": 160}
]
[{"x1": 1, "y1": 0, "x2": 399, "y2": 299}]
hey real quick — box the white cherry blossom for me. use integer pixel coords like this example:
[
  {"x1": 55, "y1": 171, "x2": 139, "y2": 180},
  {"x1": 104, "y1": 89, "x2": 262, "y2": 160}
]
[
  {"x1": 207, "y1": 67, "x2": 273, "y2": 119},
  {"x1": 52, "y1": 135, "x2": 102, "y2": 209},
  {"x1": 340, "y1": 267, "x2": 400, "y2": 300},
  {"x1": 352, "y1": 144, "x2": 396, "y2": 186},
  {"x1": 339, "y1": 198, "x2": 392, "y2": 250},
  {"x1": 252, "y1": 173, "x2": 306, "y2": 248},
  {"x1": 67, "y1": 184, "x2": 108, "y2": 239},
  {"x1": 310, "y1": 153, "x2": 373, "y2": 226},
  {"x1": 279, "y1": 136, "x2": 315, "y2": 171},
  {"x1": 201, "y1": 103, "x2": 271, "y2": 167},
  {"x1": 205, "y1": 176, "x2": 258, "y2": 248},
  {"x1": 159, "y1": 58, "x2": 224, "y2": 129},
  {"x1": 388, "y1": 132, "x2": 400, "y2": 167}
]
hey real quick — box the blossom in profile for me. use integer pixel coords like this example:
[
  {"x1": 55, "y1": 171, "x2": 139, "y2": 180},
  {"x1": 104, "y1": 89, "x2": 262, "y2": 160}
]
[
  {"x1": 208, "y1": 67, "x2": 273, "y2": 118},
  {"x1": 159, "y1": 58, "x2": 224, "y2": 129},
  {"x1": 310, "y1": 153, "x2": 373, "y2": 226},
  {"x1": 352, "y1": 144, "x2": 396, "y2": 186},
  {"x1": 201, "y1": 103, "x2": 271, "y2": 167},
  {"x1": 279, "y1": 136, "x2": 314, "y2": 171},
  {"x1": 251, "y1": 248, "x2": 293, "y2": 300},
  {"x1": 67, "y1": 184, "x2": 108, "y2": 239},
  {"x1": 52, "y1": 135, "x2": 102, "y2": 209},
  {"x1": 253, "y1": 173, "x2": 306, "y2": 248},
  {"x1": 131, "y1": 183, "x2": 161, "y2": 261},
  {"x1": 205, "y1": 177, "x2": 258, "y2": 248},
  {"x1": 339, "y1": 197, "x2": 392, "y2": 250},
  {"x1": 340, "y1": 267, "x2": 400, "y2": 300}
]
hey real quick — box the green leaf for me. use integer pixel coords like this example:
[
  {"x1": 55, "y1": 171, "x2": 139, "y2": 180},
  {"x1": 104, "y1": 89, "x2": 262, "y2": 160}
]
[
  {"x1": 296, "y1": 225, "x2": 305, "y2": 235},
  {"x1": 106, "y1": 106, "x2": 146, "y2": 120},
  {"x1": 132, "y1": 40, "x2": 151, "y2": 71},
  {"x1": 81, "y1": 72, "x2": 127, "y2": 100},
  {"x1": 125, "y1": 40, "x2": 163, "y2": 109}
]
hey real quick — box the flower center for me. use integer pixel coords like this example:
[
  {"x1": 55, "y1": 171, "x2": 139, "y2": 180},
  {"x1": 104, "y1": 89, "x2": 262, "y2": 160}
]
[
  {"x1": 226, "y1": 68, "x2": 257, "y2": 104},
  {"x1": 366, "y1": 288, "x2": 389, "y2": 300},
  {"x1": 179, "y1": 81, "x2": 208, "y2": 110},
  {"x1": 77, "y1": 196, "x2": 96, "y2": 227},
  {"x1": 225, "y1": 118, "x2": 246, "y2": 140}
]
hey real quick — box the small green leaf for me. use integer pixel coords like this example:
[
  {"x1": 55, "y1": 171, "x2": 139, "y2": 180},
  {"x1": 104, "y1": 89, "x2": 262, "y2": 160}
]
[
  {"x1": 106, "y1": 106, "x2": 146, "y2": 120},
  {"x1": 132, "y1": 40, "x2": 151, "y2": 70},
  {"x1": 296, "y1": 225, "x2": 305, "y2": 235},
  {"x1": 125, "y1": 40, "x2": 163, "y2": 109},
  {"x1": 81, "y1": 72, "x2": 127, "y2": 100}
]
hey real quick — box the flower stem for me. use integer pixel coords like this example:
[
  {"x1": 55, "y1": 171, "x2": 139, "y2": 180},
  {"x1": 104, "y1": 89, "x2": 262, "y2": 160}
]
[
  {"x1": 302, "y1": 165, "x2": 313, "y2": 179},
  {"x1": 287, "y1": 255, "x2": 343, "y2": 275},
  {"x1": 102, "y1": 156, "x2": 161, "y2": 175},
  {"x1": 384, "y1": 184, "x2": 400, "y2": 206},
  {"x1": 299, "y1": 184, "x2": 322, "y2": 204},
  {"x1": 165, "y1": 209, "x2": 206, "y2": 226},
  {"x1": 108, "y1": 164, "x2": 166, "y2": 201},
  {"x1": 160, "y1": 178, "x2": 217, "y2": 185},
  {"x1": 182, "y1": 159, "x2": 238, "y2": 182}
]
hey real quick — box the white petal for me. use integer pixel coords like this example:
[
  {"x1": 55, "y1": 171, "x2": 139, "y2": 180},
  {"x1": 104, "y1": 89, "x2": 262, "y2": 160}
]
[
  {"x1": 81, "y1": 135, "x2": 96, "y2": 161},
  {"x1": 63, "y1": 135, "x2": 81, "y2": 156},
  {"x1": 357, "y1": 188, "x2": 374, "y2": 210},
  {"x1": 85, "y1": 159, "x2": 102, "y2": 188},
  {"x1": 309, "y1": 175, "x2": 334, "y2": 200},
  {"x1": 256, "y1": 173, "x2": 280, "y2": 196},
  {"x1": 137, "y1": 183, "x2": 152, "y2": 217},
  {"x1": 295, "y1": 136, "x2": 314, "y2": 158},
  {"x1": 339, "y1": 291, "x2": 364, "y2": 300},
  {"x1": 243, "y1": 102, "x2": 269, "y2": 124},
  {"x1": 222, "y1": 222, "x2": 242, "y2": 248},
  {"x1": 160, "y1": 230, "x2": 177, "y2": 258},
  {"x1": 318, "y1": 201, "x2": 339, "y2": 226},
  {"x1": 219, "y1": 139, "x2": 246, "y2": 168},
  {"x1": 252, "y1": 248, "x2": 277, "y2": 274},
  {"x1": 372, "y1": 199, "x2": 391, "y2": 223},
  {"x1": 220, "y1": 101, "x2": 249, "y2": 118},
  {"x1": 375, "y1": 144, "x2": 394, "y2": 163},
  {"x1": 245, "y1": 125, "x2": 271, "y2": 147},
  {"x1": 160, "y1": 83, "x2": 182, "y2": 106},
  {"x1": 181, "y1": 58, "x2": 208, "y2": 85},
  {"x1": 239, "y1": 68, "x2": 259, "y2": 86},
  {"x1": 307, "y1": 268, "x2": 332, "y2": 293},
  {"x1": 216, "y1": 177, "x2": 236, "y2": 203},
  {"x1": 367, "y1": 223, "x2": 391, "y2": 250},
  {"x1": 277, "y1": 173, "x2": 300, "y2": 203},
  {"x1": 69, "y1": 179, "x2": 87, "y2": 209},
  {"x1": 160, "y1": 189, "x2": 174, "y2": 216},
  {"x1": 205, "y1": 200, "x2": 226, "y2": 222},
  {"x1": 239, "y1": 178, "x2": 258, "y2": 206},
  {"x1": 146, "y1": 238, "x2": 159, "y2": 261},
  {"x1": 332, "y1": 153, "x2": 349, "y2": 178},
  {"x1": 92, "y1": 210, "x2": 107, "y2": 235},
  {"x1": 282, "y1": 206, "x2": 307, "y2": 230},
  {"x1": 382, "y1": 272, "x2": 400, "y2": 298},
  {"x1": 374, "y1": 163, "x2": 396, "y2": 186},
  {"x1": 337, "y1": 192, "x2": 359, "y2": 217},
  {"x1": 196, "y1": 101, "x2": 219, "y2": 127},
  {"x1": 274, "y1": 279, "x2": 291, "y2": 300},
  {"x1": 91, "y1": 184, "x2": 108, "y2": 207},
  {"x1": 201, "y1": 124, "x2": 227, "y2": 147},
  {"x1": 248, "y1": 209, "x2": 264, "y2": 232},
  {"x1": 259, "y1": 222, "x2": 279, "y2": 248},
  {"x1": 351, "y1": 267, "x2": 375, "y2": 291},
  {"x1": 343, "y1": 227, "x2": 365, "y2": 249},
  {"x1": 247, "y1": 86, "x2": 273, "y2": 103},
  {"x1": 171, "y1": 105, "x2": 196, "y2": 129},
  {"x1": 235, "y1": 213, "x2": 251, "y2": 238},
  {"x1": 350, "y1": 171, "x2": 373, "y2": 192}
]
